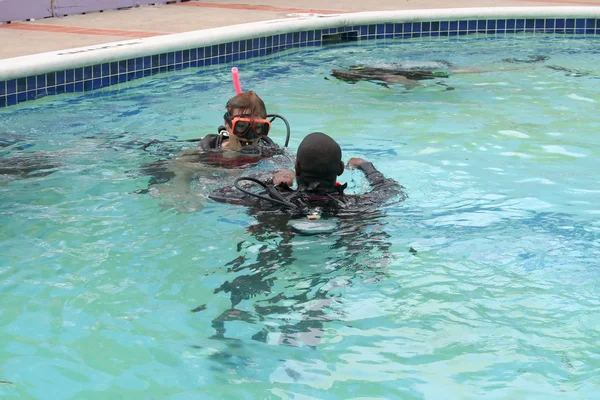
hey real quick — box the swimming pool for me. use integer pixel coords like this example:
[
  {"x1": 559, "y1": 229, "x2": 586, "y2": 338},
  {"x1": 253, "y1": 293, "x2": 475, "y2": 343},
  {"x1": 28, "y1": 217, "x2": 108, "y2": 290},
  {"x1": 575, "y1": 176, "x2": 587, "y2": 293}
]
[{"x1": 1, "y1": 29, "x2": 599, "y2": 397}]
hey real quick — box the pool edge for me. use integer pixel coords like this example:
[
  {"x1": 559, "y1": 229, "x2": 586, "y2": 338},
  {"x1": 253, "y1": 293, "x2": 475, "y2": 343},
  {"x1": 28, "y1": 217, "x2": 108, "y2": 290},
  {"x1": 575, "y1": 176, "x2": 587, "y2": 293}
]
[{"x1": 1, "y1": 6, "x2": 600, "y2": 108}]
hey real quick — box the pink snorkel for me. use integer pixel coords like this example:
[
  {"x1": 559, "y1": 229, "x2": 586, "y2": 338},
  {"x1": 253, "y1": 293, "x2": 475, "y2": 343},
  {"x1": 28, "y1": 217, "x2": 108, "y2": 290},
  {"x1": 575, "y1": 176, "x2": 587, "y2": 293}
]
[{"x1": 231, "y1": 67, "x2": 242, "y2": 94}]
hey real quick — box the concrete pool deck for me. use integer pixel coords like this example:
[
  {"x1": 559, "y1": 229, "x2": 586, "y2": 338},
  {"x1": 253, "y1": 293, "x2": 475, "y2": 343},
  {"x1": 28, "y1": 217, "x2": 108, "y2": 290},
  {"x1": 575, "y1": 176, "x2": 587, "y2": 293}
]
[{"x1": 2, "y1": 0, "x2": 600, "y2": 60}]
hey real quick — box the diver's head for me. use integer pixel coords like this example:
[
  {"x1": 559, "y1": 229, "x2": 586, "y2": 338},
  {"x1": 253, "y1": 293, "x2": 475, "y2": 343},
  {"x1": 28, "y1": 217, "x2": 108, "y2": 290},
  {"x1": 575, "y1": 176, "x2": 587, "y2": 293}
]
[
  {"x1": 223, "y1": 91, "x2": 270, "y2": 149},
  {"x1": 295, "y1": 132, "x2": 344, "y2": 188}
]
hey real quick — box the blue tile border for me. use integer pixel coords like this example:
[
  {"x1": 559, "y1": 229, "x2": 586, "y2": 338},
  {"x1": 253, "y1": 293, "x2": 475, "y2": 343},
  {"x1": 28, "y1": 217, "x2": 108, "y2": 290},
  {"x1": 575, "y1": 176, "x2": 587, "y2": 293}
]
[{"x1": 1, "y1": 17, "x2": 599, "y2": 108}]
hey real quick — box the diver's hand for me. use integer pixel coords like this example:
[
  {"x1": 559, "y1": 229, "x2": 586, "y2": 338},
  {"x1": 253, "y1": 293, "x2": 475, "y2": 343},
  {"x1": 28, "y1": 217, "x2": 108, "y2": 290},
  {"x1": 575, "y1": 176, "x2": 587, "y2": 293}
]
[
  {"x1": 346, "y1": 158, "x2": 368, "y2": 169},
  {"x1": 272, "y1": 168, "x2": 294, "y2": 186}
]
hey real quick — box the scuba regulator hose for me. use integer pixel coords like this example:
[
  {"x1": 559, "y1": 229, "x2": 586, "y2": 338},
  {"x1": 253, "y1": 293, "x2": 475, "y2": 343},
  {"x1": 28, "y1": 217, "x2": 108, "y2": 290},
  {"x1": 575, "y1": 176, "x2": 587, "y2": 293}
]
[
  {"x1": 266, "y1": 114, "x2": 291, "y2": 147},
  {"x1": 233, "y1": 176, "x2": 342, "y2": 235},
  {"x1": 233, "y1": 176, "x2": 299, "y2": 210}
]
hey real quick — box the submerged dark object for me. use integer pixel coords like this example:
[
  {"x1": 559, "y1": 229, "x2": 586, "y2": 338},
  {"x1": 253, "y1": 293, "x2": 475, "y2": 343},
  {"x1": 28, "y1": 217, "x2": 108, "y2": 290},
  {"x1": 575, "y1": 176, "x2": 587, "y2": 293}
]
[
  {"x1": 330, "y1": 66, "x2": 451, "y2": 85},
  {"x1": 502, "y1": 55, "x2": 549, "y2": 64},
  {"x1": 0, "y1": 153, "x2": 61, "y2": 178},
  {"x1": 190, "y1": 304, "x2": 207, "y2": 313},
  {"x1": 545, "y1": 64, "x2": 594, "y2": 78}
]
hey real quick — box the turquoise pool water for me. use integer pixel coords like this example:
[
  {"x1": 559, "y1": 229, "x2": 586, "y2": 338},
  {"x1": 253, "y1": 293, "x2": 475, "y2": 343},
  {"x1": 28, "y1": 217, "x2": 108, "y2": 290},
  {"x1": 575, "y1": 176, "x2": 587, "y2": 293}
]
[{"x1": 1, "y1": 34, "x2": 600, "y2": 398}]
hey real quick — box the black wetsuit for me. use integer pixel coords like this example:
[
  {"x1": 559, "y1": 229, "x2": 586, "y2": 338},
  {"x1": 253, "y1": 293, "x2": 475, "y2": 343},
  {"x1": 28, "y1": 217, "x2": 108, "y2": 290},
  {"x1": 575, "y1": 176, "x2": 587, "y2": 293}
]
[
  {"x1": 209, "y1": 161, "x2": 406, "y2": 215},
  {"x1": 198, "y1": 132, "x2": 280, "y2": 153}
]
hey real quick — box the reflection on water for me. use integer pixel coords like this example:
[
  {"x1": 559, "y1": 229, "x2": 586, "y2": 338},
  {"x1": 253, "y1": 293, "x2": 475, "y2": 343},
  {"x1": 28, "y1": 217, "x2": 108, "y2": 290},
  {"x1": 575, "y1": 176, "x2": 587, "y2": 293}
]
[{"x1": 208, "y1": 210, "x2": 394, "y2": 349}]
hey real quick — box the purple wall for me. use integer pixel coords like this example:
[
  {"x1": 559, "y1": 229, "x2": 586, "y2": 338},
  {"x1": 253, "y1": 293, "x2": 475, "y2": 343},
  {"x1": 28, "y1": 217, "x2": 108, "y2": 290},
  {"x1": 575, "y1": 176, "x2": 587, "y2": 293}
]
[
  {"x1": 0, "y1": 0, "x2": 53, "y2": 22},
  {"x1": 53, "y1": 0, "x2": 135, "y2": 18},
  {"x1": 1, "y1": 0, "x2": 181, "y2": 23}
]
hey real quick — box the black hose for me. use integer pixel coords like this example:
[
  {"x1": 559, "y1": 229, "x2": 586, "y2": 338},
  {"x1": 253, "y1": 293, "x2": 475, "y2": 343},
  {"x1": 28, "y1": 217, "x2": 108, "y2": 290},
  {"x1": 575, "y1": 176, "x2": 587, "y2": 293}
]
[
  {"x1": 267, "y1": 114, "x2": 291, "y2": 147},
  {"x1": 233, "y1": 177, "x2": 298, "y2": 209}
]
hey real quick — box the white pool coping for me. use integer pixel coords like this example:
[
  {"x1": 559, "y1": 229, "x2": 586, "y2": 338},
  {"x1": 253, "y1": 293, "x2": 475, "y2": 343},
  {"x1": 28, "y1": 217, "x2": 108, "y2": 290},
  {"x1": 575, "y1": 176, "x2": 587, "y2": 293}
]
[{"x1": 1, "y1": 6, "x2": 600, "y2": 81}]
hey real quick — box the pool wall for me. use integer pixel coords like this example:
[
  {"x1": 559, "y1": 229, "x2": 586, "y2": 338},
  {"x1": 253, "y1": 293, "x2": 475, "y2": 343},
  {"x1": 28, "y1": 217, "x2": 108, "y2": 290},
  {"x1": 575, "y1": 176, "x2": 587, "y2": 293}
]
[
  {"x1": 1, "y1": 6, "x2": 600, "y2": 108},
  {"x1": 0, "y1": 0, "x2": 189, "y2": 23}
]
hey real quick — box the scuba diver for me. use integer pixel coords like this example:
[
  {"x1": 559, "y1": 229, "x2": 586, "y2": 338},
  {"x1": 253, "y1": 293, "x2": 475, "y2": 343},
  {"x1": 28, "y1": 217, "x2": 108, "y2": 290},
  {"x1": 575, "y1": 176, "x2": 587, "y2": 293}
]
[
  {"x1": 143, "y1": 90, "x2": 291, "y2": 168},
  {"x1": 138, "y1": 90, "x2": 293, "y2": 211},
  {"x1": 209, "y1": 132, "x2": 406, "y2": 231},
  {"x1": 199, "y1": 133, "x2": 402, "y2": 350},
  {"x1": 180, "y1": 91, "x2": 289, "y2": 164},
  {"x1": 329, "y1": 56, "x2": 552, "y2": 90}
]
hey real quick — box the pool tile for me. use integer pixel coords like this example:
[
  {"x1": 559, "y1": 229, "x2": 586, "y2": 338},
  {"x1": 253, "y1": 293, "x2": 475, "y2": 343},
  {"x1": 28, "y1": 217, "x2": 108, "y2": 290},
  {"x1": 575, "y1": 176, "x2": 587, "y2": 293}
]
[
  {"x1": 46, "y1": 72, "x2": 55, "y2": 87},
  {"x1": 534, "y1": 19, "x2": 544, "y2": 29},
  {"x1": 7, "y1": 79, "x2": 16, "y2": 95},
  {"x1": 83, "y1": 66, "x2": 92, "y2": 80},
  {"x1": 36, "y1": 74, "x2": 46, "y2": 89},
  {"x1": 7, "y1": 94, "x2": 17, "y2": 106},
  {"x1": 566, "y1": 19, "x2": 575, "y2": 28},
  {"x1": 497, "y1": 19, "x2": 506, "y2": 31},
  {"x1": 26, "y1": 76, "x2": 36, "y2": 90},
  {"x1": 17, "y1": 78, "x2": 27, "y2": 92},
  {"x1": 136, "y1": 57, "x2": 144, "y2": 70},
  {"x1": 92, "y1": 64, "x2": 101, "y2": 78}
]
